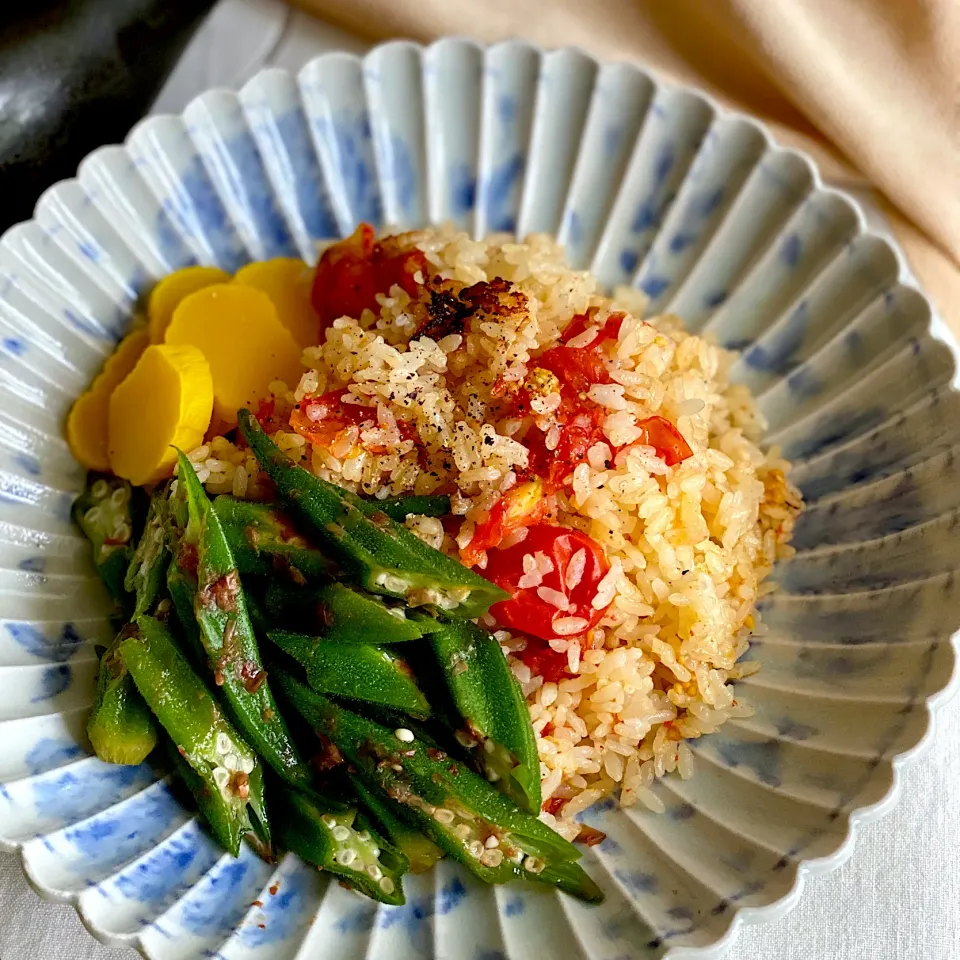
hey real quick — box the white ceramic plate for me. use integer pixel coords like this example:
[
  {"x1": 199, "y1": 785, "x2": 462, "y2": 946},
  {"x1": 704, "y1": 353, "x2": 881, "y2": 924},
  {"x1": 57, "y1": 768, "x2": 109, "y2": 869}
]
[{"x1": 0, "y1": 38, "x2": 958, "y2": 960}]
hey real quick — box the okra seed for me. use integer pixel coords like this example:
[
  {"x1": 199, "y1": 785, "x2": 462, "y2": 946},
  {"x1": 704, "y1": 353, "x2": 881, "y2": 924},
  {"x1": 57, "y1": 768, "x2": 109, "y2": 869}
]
[
  {"x1": 84, "y1": 507, "x2": 102, "y2": 525},
  {"x1": 484, "y1": 836, "x2": 500, "y2": 849},
  {"x1": 321, "y1": 814, "x2": 337, "y2": 829},
  {"x1": 433, "y1": 808, "x2": 455, "y2": 824},
  {"x1": 367, "y1": 864, "x2": 383, "y2": 881},
  {"x1": 487, "y1": 770, "x2": 501, "y2": 782},
  {"x1": 335, "y1": 848, "x2": 357, "y2": 866},
  {"x1": 212, "y1": 766, "x2": 230, "y2": 790},
  {"x1": 358, "y1": 831, "x2": 372, "y2": 842},
  {"x1": 215, "y1": 733, "x2": 232, "y2": 756},
  {"x1": 91, "y1": 480, "x2": 109, "y2": 499},
  {"x1": 239, "y1": 755, "x2": 255, "y2": 775},
  {"x1": 332, "y1": 825, "x2": 351, "y2": 842},
  {"x1": 394, "y1": 728, "x2": 415, "y2": 743},
  {"x1": 523, "y1": 856, "x2": 545, "y2": 875},
  {"x1": 379, "y1": 877, "x2": 395, "y2": 895},
  {"x1": 482, "y1": 739, "x2": 495, "y2": 755},
  {"x1": 454, "y1": 824, "x2": 472, "y2": 840},
  {"x1": 467, "y1": 840, "x2": 485, "y2": 859},
  {"x1": 480, "y1": 849, "x2": 504, "y2": 868},
  {"x1": 369, "y1": 846, "x2": 380, "y2": 858}
]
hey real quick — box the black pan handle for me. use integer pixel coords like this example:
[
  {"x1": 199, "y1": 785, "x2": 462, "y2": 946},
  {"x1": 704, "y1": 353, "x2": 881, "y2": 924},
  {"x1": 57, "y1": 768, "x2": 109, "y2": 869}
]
[{"x1": 0, "y1": 0, "x2": 217, "y2": 231}]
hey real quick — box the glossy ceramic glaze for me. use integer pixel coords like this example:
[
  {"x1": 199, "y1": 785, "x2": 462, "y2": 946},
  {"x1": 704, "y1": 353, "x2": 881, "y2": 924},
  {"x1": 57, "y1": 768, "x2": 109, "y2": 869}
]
[{"x1": 0, "y1": 39, "x2": 957, "y2": 960}]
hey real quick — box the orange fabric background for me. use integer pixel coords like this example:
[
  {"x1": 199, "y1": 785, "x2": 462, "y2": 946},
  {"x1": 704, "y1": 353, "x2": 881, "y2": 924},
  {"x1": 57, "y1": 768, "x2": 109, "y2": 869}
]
[{"x1": 290, "y1": 0, "x2": 960, "y2": 329}]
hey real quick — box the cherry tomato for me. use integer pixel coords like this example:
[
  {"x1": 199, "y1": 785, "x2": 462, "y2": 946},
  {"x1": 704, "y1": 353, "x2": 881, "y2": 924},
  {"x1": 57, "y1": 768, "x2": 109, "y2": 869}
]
[
  {"x1": 484, "y1": 523, "x2": 611, "y2": 641},
  {"x1": 535, "y1": 344, "x2": 611, "y2": 395},
  {"x1": 634, "y1": 415, "x2": 693, "y2": 466},
  {"x1": 560, "y1": 308, "x2": 627, "y2": 346},
  {"x1": 311, "y1": 223, "x2": 427, "y2": 333},
  {"x1": 461, "y1": 479, "x2": 545, "y2": 567},
  {"x1": 289, "y1": 388, "x2": 375, "y2": 450},
  {"x1": 518, "y1": 639, "x2": 577, "y2": 685}
]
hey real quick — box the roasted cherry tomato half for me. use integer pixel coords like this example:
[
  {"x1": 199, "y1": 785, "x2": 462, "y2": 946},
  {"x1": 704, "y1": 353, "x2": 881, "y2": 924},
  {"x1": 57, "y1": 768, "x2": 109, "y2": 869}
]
[{"x1": 483, "y1": 523, "x2": 612, "y2": 641}]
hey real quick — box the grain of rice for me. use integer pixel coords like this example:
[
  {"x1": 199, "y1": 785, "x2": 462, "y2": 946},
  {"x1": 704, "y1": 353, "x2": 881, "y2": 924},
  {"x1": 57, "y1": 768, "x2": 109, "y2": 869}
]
[{"x1": 553, "y1": 616, "x2": 589, "y2": 636}]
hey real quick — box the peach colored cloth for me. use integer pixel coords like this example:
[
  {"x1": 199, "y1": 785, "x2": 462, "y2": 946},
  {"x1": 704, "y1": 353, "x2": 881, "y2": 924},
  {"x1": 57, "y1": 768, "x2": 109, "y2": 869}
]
[{"x1": 289, "y1": 0, "x2": 960, "y2": 330}]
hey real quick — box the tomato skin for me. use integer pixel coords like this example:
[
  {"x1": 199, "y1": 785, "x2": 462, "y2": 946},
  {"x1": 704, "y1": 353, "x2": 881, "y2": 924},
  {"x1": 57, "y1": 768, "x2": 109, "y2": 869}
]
[
  {"x1": 461, "y1": 479, "x2": 545, "y2": 566},
  {"x1": 289, "y1": 388, "x2": 375, "y2": 450},
  {"x1": 560, "y1": 308, "x2": 627, "y2": 346},
  {"x1": 519, "y1": 639, "x2": 577, "y2": 685},
  {"x1": 311, "y1": 223, "x2": 427, "y2": 333},
  {"x1": 634, "y1": 415, "x2": 693, "y2": 466},
  {"x1": 484, "y1": 523, "x2": 611, "y2": 641},
  {"x1": 535, "y1": 344, "x2": 611, "y2": 395}
]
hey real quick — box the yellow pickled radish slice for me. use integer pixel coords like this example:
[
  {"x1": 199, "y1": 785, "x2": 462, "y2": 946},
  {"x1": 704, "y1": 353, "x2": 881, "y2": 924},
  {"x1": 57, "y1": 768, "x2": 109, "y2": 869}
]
[
  {"x1": 164, "y1": 284, "x2": 303, "y2": 425},
  {"x1": 147, "y1": 265, "x2": 231, "y2": 343},
  {"x1": 233, "y1": 258, "x2": 319, "y2": 348},
  {"x1": 108, "y1": 344, "x2": 213, "y2": 485},
  {"x1": 66, "y1": 328, "x2": 150, "y2": 471}
]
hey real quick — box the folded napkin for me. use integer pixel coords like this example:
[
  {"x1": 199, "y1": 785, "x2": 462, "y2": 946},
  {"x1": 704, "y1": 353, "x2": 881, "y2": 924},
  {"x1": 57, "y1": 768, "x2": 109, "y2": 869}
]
[{"x1": 289, "y1": 0, "x2": 959, "y2": 330}]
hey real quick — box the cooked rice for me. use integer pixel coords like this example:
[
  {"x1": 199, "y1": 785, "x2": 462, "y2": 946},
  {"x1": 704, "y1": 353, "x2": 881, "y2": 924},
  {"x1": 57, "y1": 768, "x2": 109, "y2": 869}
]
[{"x1": 189, "y1": 226, "x2": 801, "y2": 832}]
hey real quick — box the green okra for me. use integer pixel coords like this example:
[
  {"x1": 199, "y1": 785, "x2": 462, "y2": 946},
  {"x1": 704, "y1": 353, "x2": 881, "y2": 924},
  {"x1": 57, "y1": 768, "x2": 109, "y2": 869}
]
[
  {"x1": 212, "y1": 496, "x2": 336, "y2": 582},
  {"x1": 276, "y1": 672, "x2": 602, "y2": 903},
  {"x1": 269, "y1": 630, "x2": 430, "y2": 719},
  {"x1": 87, "y1": 629, "x2": 159, "y2": 766},
  {"x1": 167, "y1": 741, "x2": 272, "y2": 857},
  {"x1": 351, "y1": 777, "x2": 444, "y2": 875},
  {"x1": 263, "y1": 581, "x2": 425, "y2": 644},
  {"x1": 120, "y1": 616, "x2": 268, "y2": 856},
  {"x1": 428, "y1": 619, "x2": 541, "y2": 813},
  {"x1": 73, "y1": 474, "x2": 139, "y2": 613},
  {"x1": 166, "y1": 563, "x2": 206, "y2": 666},
  {"x1": 367, "y1": 495, "x2": 451, "y2": 523},
  {"x1": 237, "y1": 410, "x2": 508, "y2": 619},
  {"x1": 124, "y1": 483, "x2": 171, "y2": 618},
  {"x1": 271, "y1": 785, "x2": 407, "y2": 905},
  {"x1": 173, "y1": 451, "x2": 311, "y2": 789}
]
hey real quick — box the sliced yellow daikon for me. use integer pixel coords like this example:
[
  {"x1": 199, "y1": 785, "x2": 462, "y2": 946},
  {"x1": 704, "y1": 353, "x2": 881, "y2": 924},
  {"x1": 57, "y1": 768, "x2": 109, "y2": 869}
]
[
  {"x1": 108, "y1": 344, "x2": 213, "y2": 485},
  {"x1": 164, "y1": 284, "x2": 303, "y2": 425},
  {"x1": 66, "y1": 328, "x2": 150, "y2": 471},
  {"x1": 233, "y1": 258, "x2": 319, "y2": 348},
  {"x1": 147, "y1": 265, "x2": 231, "y2": 343}
]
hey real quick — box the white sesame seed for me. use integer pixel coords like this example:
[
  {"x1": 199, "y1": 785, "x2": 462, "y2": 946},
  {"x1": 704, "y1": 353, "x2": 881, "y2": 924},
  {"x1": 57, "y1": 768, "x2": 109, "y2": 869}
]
[{"x1": 480, "y1": 848, "x2": 504, "y2": 867}]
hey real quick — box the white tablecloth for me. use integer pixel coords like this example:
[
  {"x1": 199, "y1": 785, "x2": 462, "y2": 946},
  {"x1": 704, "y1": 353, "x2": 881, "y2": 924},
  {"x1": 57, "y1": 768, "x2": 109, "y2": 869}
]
[{"x1": 2, "y1": 2, "x2": 957, "y2": 956}]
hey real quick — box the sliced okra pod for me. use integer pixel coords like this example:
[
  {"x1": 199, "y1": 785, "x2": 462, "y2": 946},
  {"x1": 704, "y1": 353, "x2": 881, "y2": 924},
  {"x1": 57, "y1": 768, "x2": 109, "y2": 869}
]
[
  {"x1": 120, "y1": 615, "x2": 268, "y2": 856},
  {"x1": 275, "y1": 673, "x2": 602, "y2": 903},
  {"x1": 263, "y1": 581, "x2": 425, "y2": 644},
  {"x1": 173, "y1": 451, "x2": 311, "y2": 789},
  {"x1": 237, "y1": 410, "x2": 508, "y2": 619},
  {"x1": 73, "y1": 474, "x2": 139, "y2": 613},
  {"x1": 212, "y1": 496, "x2": 336, "y2": 582},
  {"x1": 87, "y1": 628, "x2": 159, "y2": 766},
  {"x1": 167, "y1": 740, "x2": 272, "y2": 857},
  {"x1": 428, "y1": 619, "x2": 541, "y2": 813},
  {"x1": 166, "y1": 563, "x2": 205, "y2": 665},
  {"x1": 269, "y1": 630, "x2": 430, "y2": 719},
  {"x1": 271, "y1": 785, "x2": 407, "y2": 905},
  {"x1": 351, "y1": 777, "x2": 444, "y2": 875},
  {"x1": 124, "y1": 483, "x2": 171, "y2": 618}
]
